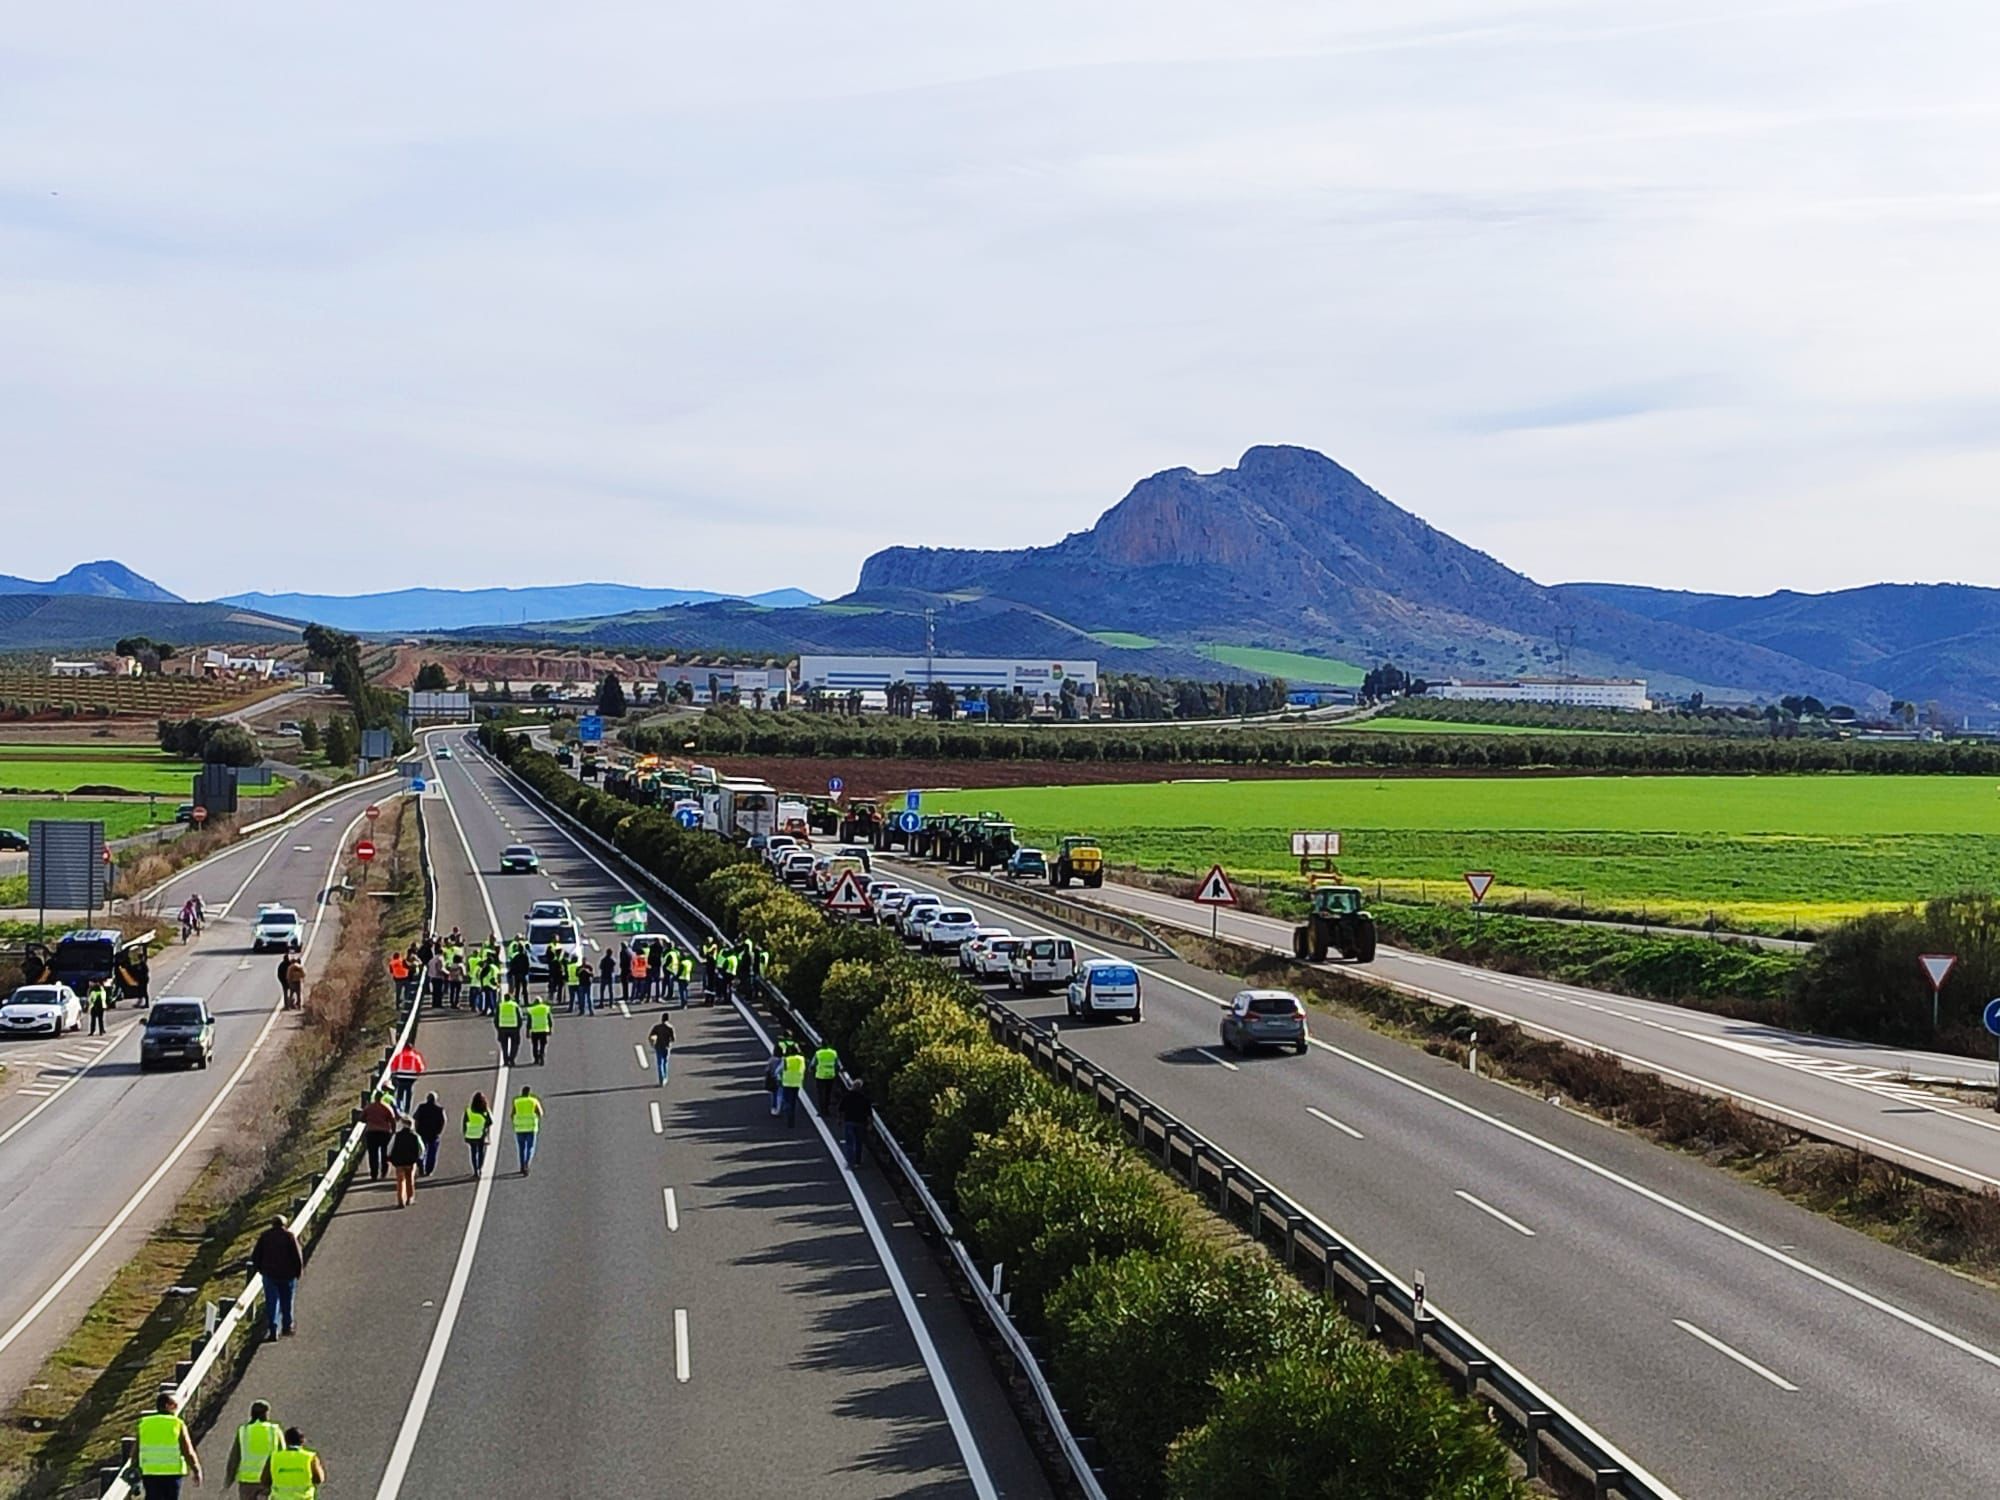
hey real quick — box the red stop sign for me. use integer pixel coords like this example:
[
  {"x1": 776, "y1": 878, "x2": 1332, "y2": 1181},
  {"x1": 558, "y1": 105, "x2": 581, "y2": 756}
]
[
  {"x1": 192, "y1": 806, "x2": 208, "y2": 825},
  {"x1": 365, "y1": 803, "x2": 381, "y2": 822},
  {"x1": 354, "y1": 839, "x2": 376, "y2": 863}
]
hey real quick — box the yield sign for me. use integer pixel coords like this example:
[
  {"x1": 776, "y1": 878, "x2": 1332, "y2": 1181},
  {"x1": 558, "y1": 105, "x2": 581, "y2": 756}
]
[
  {"x1": 1193, "y1": 865, "x2": 1237, "y2": 906},
  {"x1": 826, "y1": 870, "x2": 871, "y2": 913},
  {"x1": 1919, "y1": 953, "x2": 1957, "y2": 991},
  {"x1": 1464, "y1": 872, "x2": 1496, "y2": 905}
]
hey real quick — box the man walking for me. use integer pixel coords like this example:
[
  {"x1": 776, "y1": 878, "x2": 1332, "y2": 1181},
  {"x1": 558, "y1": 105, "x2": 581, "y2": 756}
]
[
  {"x1": 811, "y1": 1039, "x2": 840, "y2": 1114},
  {"x1": 226, "y1": 1399, "x2": 285, "y2": 1500},
  {"x1": 839, "y1": 1073, "x2": 870, "y2": 1169},
  {"x1": 388, "y1": 1114, "x2": 423, "y2": 1207},
  {"x1": 507, "y1": 937, "x2": 531, "y2": 1002},
  {"x1": 250, "y1": 1214, "x2": 303, "y2": 1340},
  {"x1": 778, "y1": 1045, "x2": 807, "y2": 1128},
  {"x1": 527, "y1": 995, "x2": 554, "y2": 1065},
  {"x1": 135, "y1": 1391, "x2": 202, "y2": 1498},
  {"x1": 388, "y1": 1039, "x2": 426, "y2": 1113},
  {"x1": 512, "y1": 1084, "x2": 543, "y2": 1175},
  {"x1": 647, "y1": 1017, "x2": 675, "y2": 1087},
  {"x1": 414, "y1": 1091, "x2": 447, "y2": 1178},
  {"x1": 259, "y1": 1426, "x2": 324, "y2": 1498},
  {"x1": 495, "y1": 993, "x2": 522, "y2": 1065},
  {"x1": 361, "y1": 1089, "x2": 396, "y2": 1181}
]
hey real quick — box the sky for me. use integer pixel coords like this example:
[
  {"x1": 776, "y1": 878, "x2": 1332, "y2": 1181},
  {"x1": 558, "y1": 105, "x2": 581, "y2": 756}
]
[{"x1": 3, "y1": 1, "x2": 1997, "y2": 602}]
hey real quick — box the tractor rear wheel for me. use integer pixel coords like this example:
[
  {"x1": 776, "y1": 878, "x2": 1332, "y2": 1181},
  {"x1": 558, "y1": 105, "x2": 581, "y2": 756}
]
[{"x1": 1293, "y1": 928, "x2": 1310, "y2": 961}]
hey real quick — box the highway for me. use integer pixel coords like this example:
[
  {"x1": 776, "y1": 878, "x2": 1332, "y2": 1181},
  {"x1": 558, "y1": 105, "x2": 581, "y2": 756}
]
[
  {"x1": 1054, "y1": 878, "x2": 2000, "y2": 1192},
  {"x1": 0, "y1": 776, "x2": 397, "y2": 1403},
  {"x1": 879, "y1": 855, "x2": 2000, "y2": 1499},
  {"x1": 208, "y1": 734, "x2": 1048, "y2": 1498}
]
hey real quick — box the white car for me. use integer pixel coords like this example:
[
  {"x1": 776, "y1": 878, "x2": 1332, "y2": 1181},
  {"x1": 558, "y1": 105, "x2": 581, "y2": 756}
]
[
  {"x1": 834, "y1": 844, "x2": 874, "y2": 874},
  {"x1": 764, "y1": 835, "x2": 801, "y2": 869},
  {"x1": 1, "y1": 983, "x2": 82, "y2": 1036},
  {"x1": 781, "y1": 851, "x2": 817, "y2": 886},
  {"x1": 251, "y1": 904, "x2": 304, "y2": 953},
  {"x1": 898, "y1": 894, "x2": 945, "y2": 941},
  {"x1": 968, "y1": 935, "x2": 1022, "y2": 980},
  {"x1": 872, "y1": 887, "x2": 913, "y2": 923},
  {"x1": 526, "y1": 899, "x2": 574, "y2": 924},
  {"x1": 919, "y1": 907, "x2": 979, "y2": 954},
  {"x1": 526, "y1": 916, "x2": 584, "y2": 977},
  {"x1": 957, "y1": 927, "x2": 1013, "y2": 972},
  {"x1": 1065, "y1": 958, "x2": 1143, "y2": 1022}
]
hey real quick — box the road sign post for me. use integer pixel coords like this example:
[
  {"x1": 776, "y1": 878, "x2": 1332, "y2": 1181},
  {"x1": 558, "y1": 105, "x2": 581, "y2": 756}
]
[
  {"x1": 1464, "y1": 872, "x2": 1496, "y2": 915},
  {"x1": 826, "y1": 870, "x2": 870, "y2": 915},
  {"x1": 191, "y1": 805, "x2": 208, "y2": 827},
  {"x1": 1193, "y1": 864, "x2": 1237, "y2": 937},
  {"x1": 1920, "y1": 953, "x2": 1957, "y2": 1030},
  {"x1": 365, "y1": 803, "x2": 380, "y2": 822},
  {"x1": 674, "y1": 806, "x2": 702, "y2": 829},
  {"x1": 354, "y1": 838, "x2": 376, "y2": 864},
  {"x1": 829, "y1": 776, "x2": 844, "y2": 796},
  {"x1": 905, "y1": 791, "x2": 921, "y2": 813}
]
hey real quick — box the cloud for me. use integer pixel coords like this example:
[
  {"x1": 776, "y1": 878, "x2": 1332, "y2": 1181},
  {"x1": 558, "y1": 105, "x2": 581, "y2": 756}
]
[{"x1": 0, "y1": 0, "x2": 1994, "y2": 601}]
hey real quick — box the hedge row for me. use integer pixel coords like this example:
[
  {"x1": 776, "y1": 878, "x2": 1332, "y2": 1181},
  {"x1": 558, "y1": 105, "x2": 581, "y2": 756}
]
[
  {"x1": 667, "y1": 708, "x2": 2000, "y2": 775},
  {"x1": 480, "y1": 726, "x2": 1524, "y2": 1498}
]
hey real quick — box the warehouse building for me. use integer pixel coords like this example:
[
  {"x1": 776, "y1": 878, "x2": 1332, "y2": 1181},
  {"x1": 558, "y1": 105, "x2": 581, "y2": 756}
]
[
  {"x1": 656, "y1": 665, "x2": 788, "y2": 704},
  {"x1": 1426, "y1": 677, "x2": 1651, "y2": 710},
  {"x1": 794, "y1": 655, "x2": 1099, "y2": 697}
]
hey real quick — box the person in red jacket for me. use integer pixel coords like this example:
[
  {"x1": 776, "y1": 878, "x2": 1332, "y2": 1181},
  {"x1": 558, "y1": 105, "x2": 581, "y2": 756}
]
[{"x1": 388, "y1": 1042, "x2": 426, "y2": 1112}]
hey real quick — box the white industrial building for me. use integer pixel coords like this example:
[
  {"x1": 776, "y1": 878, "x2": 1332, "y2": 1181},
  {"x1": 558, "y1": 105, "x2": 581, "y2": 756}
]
[
  {"x1": 657, "y1": 665, "x2": 788, "y2": 705},
  {"x1": 794, "y1": 655, "x2": 1099, "y2": 697},
  {"x1": 1427, "y1": 677, "x2": 1651, "y2": 710}
]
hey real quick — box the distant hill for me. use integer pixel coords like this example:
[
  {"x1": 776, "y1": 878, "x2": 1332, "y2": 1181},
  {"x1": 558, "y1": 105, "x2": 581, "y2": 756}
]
[
  {"x1": 860, "y1": 445, "x2": 1887, "y2": 708},
  {"x1": 216, "y1": 583, "x2": 819, "y2": 633},
  {"x1": 0, "y1": 561, "x2": 181, "y2": 603},
  {"x1": 0, "y1": 595, "x2": 302, "y2": 650}
]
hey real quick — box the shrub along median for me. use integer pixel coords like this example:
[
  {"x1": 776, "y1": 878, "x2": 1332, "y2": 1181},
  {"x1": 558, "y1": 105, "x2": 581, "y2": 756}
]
[{"x1": 482, "y1": 726, "x2": 1526, "y2": 1498}]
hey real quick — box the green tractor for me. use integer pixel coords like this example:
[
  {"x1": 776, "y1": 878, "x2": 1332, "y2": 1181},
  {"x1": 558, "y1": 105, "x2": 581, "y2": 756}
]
[
  {"x1": 806, "y1": 797, "x2": 842, "y2": 836},
  {"x1": 966, "y1": 819, "x2": 1018, "y2": 871},
  {"x1": 841, "y1": 798, "x2": 883, "y2": 845},
  {"x1": 1050, "y1": 835, "x2": 1104, "y2": 889},
  {"x1": 1292, "y1": 885, "x2": 1377, "y2": 964},
  {"x1": 947, "y1": 812, "x2": 1006, "y2": 865},
  {"x1": 912, "y1": 814, "x2": 955, "y2": 860}
]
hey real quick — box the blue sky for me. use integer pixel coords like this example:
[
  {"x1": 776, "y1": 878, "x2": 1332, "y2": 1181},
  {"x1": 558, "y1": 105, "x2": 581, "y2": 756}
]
[{"x1": 2, "y1": 1, "x2": 1994, "y2": 600}]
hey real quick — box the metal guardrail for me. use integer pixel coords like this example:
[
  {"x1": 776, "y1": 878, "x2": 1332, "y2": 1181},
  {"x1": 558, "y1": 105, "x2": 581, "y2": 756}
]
[
  {"x1": 488, "y1": 753, "x2": 1110, "y2": 1500},
  {"x1": 977, "y1": 1001, "x2": 1670, "y2": 1500},
  {"x1": 97, "y1": 798, "x2": 432, "y2": 1499},
  {"x1": 948, "y1": 871, "x2": 1176, "y2": 956}
]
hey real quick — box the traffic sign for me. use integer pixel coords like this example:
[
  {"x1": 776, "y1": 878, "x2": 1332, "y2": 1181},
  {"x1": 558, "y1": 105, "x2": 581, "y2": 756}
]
[
  {"x1": 825, "y1": 870, "x2": 871, "y2": 914},
  {"x1": 365, "y1": 804, "x2": 381, "y2": 822},
  {"x1": 674, "y1": 806, "x2": 702, "y2": 829},
  {"x1": 829, "y1": 776, "x2": 844, "y2": 795},
  {"x1": 1983, "y1": 998, "x2": 2000, "y2": 1038},
  {"x1": 1464, "y1": 872, "x2": 1496, "y2": 905},
  {"x1": 905, "y1": 791, "x2": 921, "y2": 812},
  {"x1": 577, "y1": 714, "x2": 604, "y2": 743},
  {"x1": 1193, "y1": 866, "x2": 1237, "y2": 906},
  {"x1": 101, "y1": 846, "x2": 113, "y2": 865},
  {"x1": 191, "y1": 805, "x2": 208, "y2": 826},
  {"x1": 411, "y1": 777, "x2": 426, "y2": 793},
  {"x1": 895, "y1": 811, "x2": 923, "y2": 834},
  {"x1": 354, "y1": 839, "x2": 376, "y2": 863},
  {"x1": 1920, "y1": 953, "x2": 1957, "y2": 991}
]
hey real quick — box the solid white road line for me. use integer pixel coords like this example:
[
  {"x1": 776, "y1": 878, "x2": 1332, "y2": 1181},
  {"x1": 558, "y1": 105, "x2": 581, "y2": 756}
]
[
  {"x1": 374, "y1": 758, "x2": 508, "y2": 1500},
  {"x1": 649, "y1": 1100, "x2": 664, "y2": 1135},
  {"x1": 1455, "y1": 1189, "x2": 1537, "y2": 1238},
  {"x1": 0, "y1": 800, "x2": 380, "y2": 1360},
  {"x1": 618, "y1": 1001, "x2": 630, "y2": 1018},
  {"x1": 480, "y1": 754, "x2": 997, "y2": 1499},
  {"x1": 633, "y1": 1043, "x2": 648, "y2": 1069},
  {"x1": 673, "y1": 1308, "x2": 691, "y2": 1382},
  {"x1": 663, "y1": 1187, "x2": 680, "y2": 1232},
  {"x1": 1194, "y1": 1047, "x2": 1239, "y2": 1071},
  {"x1": 1306, "y1": 1105, "x2": 1364, "y2": 1139},
  {"x1": 1674, "y1": 1319, "x2": 1798, "y2": 1391}
]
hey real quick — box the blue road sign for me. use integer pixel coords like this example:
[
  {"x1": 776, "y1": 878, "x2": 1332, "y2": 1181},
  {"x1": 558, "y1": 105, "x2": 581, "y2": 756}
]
[
  {"x1": 675, "y1": 807, "x2": 702, "y2": 829},
  {"x1": 411, "y1": 777, "x2": 426, "y2": 793},
  {"x1": 829, "y1": 776, "x2": 844, "y2": 794},
  {"x1": 896, "y1": 811, "x2": 923, "y2": 834},
  {"x1": 1984, "y1": 997, "x2": 2000, "y2": 1037},
  {"x1": 906, "y1": 791, "x2": 921, "y2": 812},
  {"x1": 578, "y1": 715, "x2": 604, "y2": 743}
]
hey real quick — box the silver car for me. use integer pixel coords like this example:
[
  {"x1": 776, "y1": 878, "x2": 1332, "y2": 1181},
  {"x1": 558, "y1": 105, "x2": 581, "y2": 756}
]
[{"x1": 1220, "y1": 989, "x2": 1309, "y2": 1055}]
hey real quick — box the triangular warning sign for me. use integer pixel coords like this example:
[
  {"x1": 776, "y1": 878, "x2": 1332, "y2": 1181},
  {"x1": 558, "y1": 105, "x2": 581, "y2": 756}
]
[
  {"x1": 1464, "y1": 871, "x2": 1496, "y2": 904},
  {"x1": 826, "y1": 870, "x2": 871, "y2": 913},
  {"x1": 1919, "y1": 953, "x2": 1957, "y2": 990},
  {"x1": 1193, "y1": 865, "x2": 1237, "y2": 905}
]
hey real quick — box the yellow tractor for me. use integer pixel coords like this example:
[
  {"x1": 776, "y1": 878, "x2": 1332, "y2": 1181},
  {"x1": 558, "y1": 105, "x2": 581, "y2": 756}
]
[{"x1": 1050, "y1": 835, "x2": 1103, "y2": 889}]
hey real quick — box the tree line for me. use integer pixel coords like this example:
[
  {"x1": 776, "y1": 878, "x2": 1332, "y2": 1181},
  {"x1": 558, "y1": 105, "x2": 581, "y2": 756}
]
[{"x1": 155, "y1": 717, "x2": 264, "y2": 766}]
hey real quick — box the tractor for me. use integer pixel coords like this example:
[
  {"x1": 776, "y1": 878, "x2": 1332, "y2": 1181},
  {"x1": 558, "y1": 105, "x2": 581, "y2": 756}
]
[
  {"x1": 806, "y1": 797, "x2": 842, "y2": 836},
  {"x1": 1292, "y1": 885, "x2": 1377, "y2": 964},
  {"x1": 948, "y1": 812, "x2": 1006, "y2": 865},
  {"x1": 841, "y1": 798, "x2": 883, "y2": 845},
  {"x1": 1049, "y1": 835, "x2": 1104, "y2": 889},
  {"x1": 966, "y1": 819, "x2": 1018, "y2": 871}
]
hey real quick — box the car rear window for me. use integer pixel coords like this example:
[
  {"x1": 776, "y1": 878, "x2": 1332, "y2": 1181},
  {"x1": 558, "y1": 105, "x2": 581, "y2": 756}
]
[
  {"x1": 1091, "y1": 965, "x2": 1139, "y2": 987},
  {"x1": 1248, "y1": 995, "x2": 1300, "y2": 1015},
  {"x1": 150, "y1": 1003, "x2": 204, "y2": 1026},
  {"x1": 933, "y1": 910, "x2": 973, "y2": 924}
]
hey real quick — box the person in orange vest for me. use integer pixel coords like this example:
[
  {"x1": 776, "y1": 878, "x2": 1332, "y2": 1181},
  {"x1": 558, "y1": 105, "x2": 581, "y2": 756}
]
[
  {"x1": 388, "y1": 1041, "x2": 426, "y2": 1113},
  {"x1": 387, "y1": 951, "x2": 411, "y2": 1003}
]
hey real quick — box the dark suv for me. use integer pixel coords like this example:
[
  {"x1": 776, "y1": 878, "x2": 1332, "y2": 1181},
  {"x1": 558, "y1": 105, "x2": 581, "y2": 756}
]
[{"x1": 141, "y1": 999, "x2": 215, "y2": 1071}]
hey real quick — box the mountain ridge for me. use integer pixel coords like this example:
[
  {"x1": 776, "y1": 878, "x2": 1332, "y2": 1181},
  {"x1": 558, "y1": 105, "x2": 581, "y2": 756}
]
[
  {"x1": 0, "y1": 561, "x2": 182, "y2": 603},
  {"x1": 215, "y1": 583, "x2": 819, "y2": 633}
]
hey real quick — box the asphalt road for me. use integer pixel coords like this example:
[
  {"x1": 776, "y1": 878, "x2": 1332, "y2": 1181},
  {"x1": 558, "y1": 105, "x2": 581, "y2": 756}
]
[
  {"x1": 0, "y1": 777, "x2": 398, "y2": 1403},
  {"x1": 878, "y1": 857, "x2": 2000, "y2": 1498},
  {"x1": 207, "y1": 735, "x2": 1047, "y2": 1499}
]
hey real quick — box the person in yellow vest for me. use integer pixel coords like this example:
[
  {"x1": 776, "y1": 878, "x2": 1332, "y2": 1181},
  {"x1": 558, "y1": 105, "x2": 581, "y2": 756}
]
[
  {"x1": 135, "y1": 1390, "x2": 202, "y2": 1498},
  {"x1": 259, "y1": 1426, "x2": 324, "y2": 1499},
  {"x1": 495, "y1": 993, "x2": 522, "y2": 1066},
  {"x1": 778, "y1": 1045, "x2": 808, "y2": 1128},
  {"x1": 464, "y1": 1089, "x2": 493, "y2": 1176},
  {"x1": 811, "y1": 1041, "x2": 840, "y2": 1113},
  {"x1": 526, "y1": 995, "x2": 554, "y2": 1066},
  {"x1": 512, "y1": 1084, "x2": 544, "y2": 1175},
  {"x1": 226, "y1": 1399, "x2": 284, "y2": 1500}
]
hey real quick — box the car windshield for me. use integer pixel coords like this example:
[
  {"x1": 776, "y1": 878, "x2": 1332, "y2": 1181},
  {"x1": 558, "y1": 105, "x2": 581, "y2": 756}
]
[
  {"x1": 530, "y1": 922, "x2": 577, "y2": 945},
  {"x1": 6, "y1": 987, "x2": 63, "y2": 1009},
  {"x1": 149, "y1": 1003, "x2": 204, "y2": 1026},
  {"x1": 505, "y1": 845, "x2": 534, "y2": 858},
  {"x1": 1248, "y1": 995, "x2": 1300, "y2": 1015},
  {"x1": 260, "y1": 908, "x2": 299, "y2": 924}
]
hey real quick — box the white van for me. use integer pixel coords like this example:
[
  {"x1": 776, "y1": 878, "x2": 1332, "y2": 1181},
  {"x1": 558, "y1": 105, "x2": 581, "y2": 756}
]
[
  {"x1": 1006, "y1": 935, "x2": 1076, "y2": 996},
  {"x1": 1066, "y1": 958, "x2": 1142, "y2": 1022}
]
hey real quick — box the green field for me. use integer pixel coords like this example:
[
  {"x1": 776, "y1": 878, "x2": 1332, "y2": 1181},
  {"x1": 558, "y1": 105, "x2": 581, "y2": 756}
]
[
  {"x1": 1333, "y1": 716, "x2": 1603, "y2": 737},
  {"x1": 0, "y1": 746, "x2": 199, "y2": 796},
  {"x1": 0, "y1": 799, "x2": 179, "y2": 840},
  {"x1": 928, "y1": 775, "x2": 2000, "y2": 931},
  {"x1": 1195, "y1": 644, "x2": 1365, "y2": 685},
  {"x1": 1088, "y1": 631, "x2": 1163, "y2": 649}
]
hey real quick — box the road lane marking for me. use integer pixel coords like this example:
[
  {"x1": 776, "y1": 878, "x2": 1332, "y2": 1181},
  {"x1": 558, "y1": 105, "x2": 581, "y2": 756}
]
[
  {"x1": 618, "y1": 1000, "x2": 630, "y2": 1017},
  {"x1": 1674, "y1": 1319, "x2": 1797, "y2": 1391},
  {"x1": 1455, "y1": 1190, "x2": 1536, "y2": 1237},
  {"x1": 1194, "y1": 1047, "x2": 1239, "y2": 1071},
  {"x1": 1306, "y1": 1106, "x2": 1363, "y2": 1139},
  {"x1": 649, "y1": 1100, "x2": 664, "y2": 1135},
  {"x1": 634, "y1": 1043, "x2": 648, "y2": 1068},
  {"x1": 673, "y1": 1308, "x2": 690, "y2": 1382},
  {"x1": 663, "y1": 1187, "x2": 679, "y2": 1232}
]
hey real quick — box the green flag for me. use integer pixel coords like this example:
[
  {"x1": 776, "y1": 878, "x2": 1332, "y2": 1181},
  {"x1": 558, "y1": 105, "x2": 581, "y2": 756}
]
[{"x1": 613, "y1": 902, "x2": 648, "y2": 934}]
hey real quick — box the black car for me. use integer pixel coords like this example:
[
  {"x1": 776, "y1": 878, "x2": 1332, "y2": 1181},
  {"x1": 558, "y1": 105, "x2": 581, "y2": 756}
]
[
  {"x1": 500, "y1": 844, "x2": 540, "y2": 874},
  {"x1": 141, "y1": 998, "x2": 216, "y2": 1070},
  {"x1": 0, "y1": 828, "x2": 27, "y2": 852}
]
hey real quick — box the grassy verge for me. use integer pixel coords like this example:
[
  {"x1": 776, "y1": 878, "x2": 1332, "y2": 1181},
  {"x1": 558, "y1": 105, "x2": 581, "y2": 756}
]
[
  {"x1": 0, "y1": 800, "x2": 424, "y2": 1499},
  {"x1": 1166, "y1": 930, "x2": 2000, "y2": 1288}
]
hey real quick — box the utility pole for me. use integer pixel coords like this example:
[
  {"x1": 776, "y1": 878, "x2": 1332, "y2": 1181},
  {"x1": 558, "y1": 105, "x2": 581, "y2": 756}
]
[{"x1": 924, "y1": 607, "x2": 936, "y2": 689}]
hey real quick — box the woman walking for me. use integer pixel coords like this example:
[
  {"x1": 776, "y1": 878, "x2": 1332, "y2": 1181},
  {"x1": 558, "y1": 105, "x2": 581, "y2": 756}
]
[{"x1": 464, "y1": 1091, "x2": 493, "y2": 1177}]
